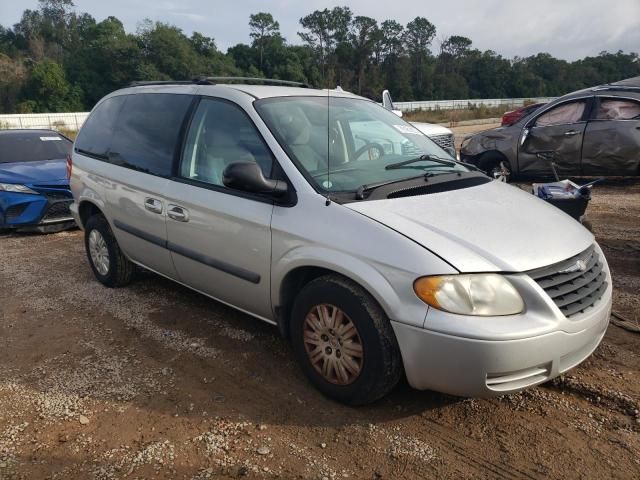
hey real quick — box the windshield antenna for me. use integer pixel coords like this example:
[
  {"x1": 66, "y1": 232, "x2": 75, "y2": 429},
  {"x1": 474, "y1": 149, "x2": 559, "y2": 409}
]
[{"x1": 325, "y1": 85, "x2": 331, "y2": 206}]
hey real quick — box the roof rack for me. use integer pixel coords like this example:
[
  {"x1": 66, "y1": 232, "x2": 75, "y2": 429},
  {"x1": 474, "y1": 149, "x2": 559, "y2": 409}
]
[
  {"x1": 127, "y1": 79, "x2": 212, "y2": 87},
  {"x1": 127, "y1": 77, "x2": 311, "y2": 89},
  {"x1": 202, "y1": 77, "x2": 311, "y2": 88},
  {"x1": 592, "y1": 85, "x2": 640, "y2": 93}
]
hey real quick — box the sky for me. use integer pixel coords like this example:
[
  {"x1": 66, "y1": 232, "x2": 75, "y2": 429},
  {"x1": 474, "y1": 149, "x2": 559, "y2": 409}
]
[{"x1": 1, "y1": 0, "x2": 639, "y2": 60}]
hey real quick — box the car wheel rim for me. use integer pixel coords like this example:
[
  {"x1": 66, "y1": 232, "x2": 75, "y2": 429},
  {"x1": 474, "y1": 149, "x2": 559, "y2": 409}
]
[
  {"x1": 303, "y1": 304, "x2": 363, "y2": 385},
  {"x1": 88, "y1": 229, "x2": 110, "y2": 276},
  {"x1": 491, "y1": 161, "x2": 510, "y2": 182}
]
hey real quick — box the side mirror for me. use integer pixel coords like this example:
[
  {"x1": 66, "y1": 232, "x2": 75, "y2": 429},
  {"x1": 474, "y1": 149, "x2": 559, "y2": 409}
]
[
  {"x1": 392, "y1": 109, "x2": 403, "y2": 118},
  {"x1": 223, "y1": 162, "x2": 288, "y2": 197},
  {"x1": 520, "y1": 127, "x2": 530, "y2": 146},
  {"x1": 444, "y1": 146, "x2": 457, "y2": 158}
]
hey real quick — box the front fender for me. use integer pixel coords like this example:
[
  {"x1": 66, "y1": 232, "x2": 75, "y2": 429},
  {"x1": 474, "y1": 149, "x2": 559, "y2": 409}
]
[{"x1": 272, "y1": 245, "x2": 430, "y2": 329}]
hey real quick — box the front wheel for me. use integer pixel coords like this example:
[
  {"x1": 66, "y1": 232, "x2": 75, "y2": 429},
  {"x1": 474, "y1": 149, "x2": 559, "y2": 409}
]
[
  {"x1": 84, "y1": 214, "x2": 135, "y2": 287},
  {"x1": 479, "y1": 153, "x2": 512, "y2": 182},
  {"x1": 290, "y1": 275, "x2": 403, "y2": 405},
  {"x1": 488, "y1": 160, "x2": 511, "y2": 182}
]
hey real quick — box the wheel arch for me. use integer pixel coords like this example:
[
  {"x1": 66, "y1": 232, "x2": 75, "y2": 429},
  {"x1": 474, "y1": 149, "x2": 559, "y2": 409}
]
[
  {"x1": 273, "y1": 253, "x2": 403, "y2": 339},
  {"x1": 477, "y1": 150, "x2": 511, "y2": 171},
  {"x1": 78, "y1": 200, "x2": 105, "y2": 228}
]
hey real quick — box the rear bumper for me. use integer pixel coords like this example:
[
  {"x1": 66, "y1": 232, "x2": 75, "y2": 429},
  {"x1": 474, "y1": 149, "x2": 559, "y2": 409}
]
[{"x1": 392, "y1": 289, "x2": 612, "y2": 397}]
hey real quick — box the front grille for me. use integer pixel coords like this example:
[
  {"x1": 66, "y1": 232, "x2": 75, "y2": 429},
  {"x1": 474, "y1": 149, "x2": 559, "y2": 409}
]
[
  {"x1": 42, "y1": 200, "x2": 73, "y2": 222},
  {"x1": 429, "y1": 133, "x2": 455, "y2": 150},
  {"x1": 528, "y1": 245, "x2": 608, "y2": 318},
  {"x1": 43, "y1": 191, "x2": 72, "y2": 201},
  {"x1": 5, "y1": 203, "x2": 28, "y2": 221}
]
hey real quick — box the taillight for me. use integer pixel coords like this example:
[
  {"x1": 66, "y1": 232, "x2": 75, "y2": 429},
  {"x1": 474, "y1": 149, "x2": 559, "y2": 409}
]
[{"x1": 66, "y1": 154, "x2": 73, "y2": 181}]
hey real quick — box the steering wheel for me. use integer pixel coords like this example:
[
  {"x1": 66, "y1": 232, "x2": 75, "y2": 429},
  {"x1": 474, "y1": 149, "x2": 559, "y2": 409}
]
[{"x1": 353, "y1": 142, "x2": 385, "y2": 160}]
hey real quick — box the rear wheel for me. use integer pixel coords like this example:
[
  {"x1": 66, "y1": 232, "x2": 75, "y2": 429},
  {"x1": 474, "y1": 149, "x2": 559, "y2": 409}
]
[
  {"x1": 290, "y1": 275, "x2": 403, "y2": 405},
  {"x1": 84, "y1": 214, "x2": 135, "y2": 287}
]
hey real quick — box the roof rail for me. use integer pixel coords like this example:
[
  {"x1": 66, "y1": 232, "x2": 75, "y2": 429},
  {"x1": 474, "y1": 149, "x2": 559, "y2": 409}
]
[
  {"x1": 127, "y1": 79, "x2": 213, "y2": 87},
  {"x1": 202, "y1": 77, "x2": 311, "y2": 88},
  {"x1": 127, "y1": 77, "x2": 312, "y2": 89},
  {"x1": 592, "y1": 85, "x2": 640, "y2": 93}
]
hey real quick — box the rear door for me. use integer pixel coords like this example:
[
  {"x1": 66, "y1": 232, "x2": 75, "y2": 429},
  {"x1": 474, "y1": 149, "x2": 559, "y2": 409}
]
[
  {"x1": 518, "y1": 98, "x2": 592, "y2": 177},
  {"x1": 104, "y1": 93, "x2": 193, "y2": 277},
  {"x1": 582, "y1": 96, "x2": 640, "y2": 176},
  {"x1": 164, "y1": 97, "x2": 276, "y2": 320}
]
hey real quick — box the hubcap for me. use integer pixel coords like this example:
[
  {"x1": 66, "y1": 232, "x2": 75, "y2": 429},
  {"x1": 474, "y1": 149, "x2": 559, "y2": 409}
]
[
  {"x1": 88, "y1": 229, "x2": 110, "y2": 276},
  {"x1": 303, "y1": 304, "x2": 363, "y2": 385}
]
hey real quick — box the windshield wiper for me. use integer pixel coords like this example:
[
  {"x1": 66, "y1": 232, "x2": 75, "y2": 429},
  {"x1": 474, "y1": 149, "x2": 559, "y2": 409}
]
[
  {"x1": 385, "y1": 154, "x2": 457, "y2": 170},
  {"x1": 355, "y1": 172, "x2": 442, "y2": 200}
]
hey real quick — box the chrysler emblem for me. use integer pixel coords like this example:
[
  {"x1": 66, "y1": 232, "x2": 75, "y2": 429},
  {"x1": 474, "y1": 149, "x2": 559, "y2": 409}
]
[{"x1": 559, "y1": 259, "x2": 588, "y2": 274}]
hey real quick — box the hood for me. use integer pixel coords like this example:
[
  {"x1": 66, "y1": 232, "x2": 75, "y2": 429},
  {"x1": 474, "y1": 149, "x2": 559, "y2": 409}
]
[
  {"x1": 410, "y1": 122, "x2": 453, "y2": 137},
  {"x1": 0, "y1": 158, "x2": 68, "y2": 185},
  {"x1": 345, "y1": 180, "x2": 593, "y2": 273}
]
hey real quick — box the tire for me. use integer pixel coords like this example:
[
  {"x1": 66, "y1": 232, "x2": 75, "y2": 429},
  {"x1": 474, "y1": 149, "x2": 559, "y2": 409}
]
[
  {"x1": 479, "y1": 153, "x2": 512, "y2": 182},
  {"x1": 289, "y1": 275, "x2": 403, "y2": 405},
  {"x1": 84, "y1": 214, "x2": 135, "y2": 287}
]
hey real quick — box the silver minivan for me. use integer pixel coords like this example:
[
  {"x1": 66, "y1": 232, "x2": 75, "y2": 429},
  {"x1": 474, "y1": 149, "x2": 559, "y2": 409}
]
[{"x1": 70, "y1": 79, "x2": 612, "y2": 405}]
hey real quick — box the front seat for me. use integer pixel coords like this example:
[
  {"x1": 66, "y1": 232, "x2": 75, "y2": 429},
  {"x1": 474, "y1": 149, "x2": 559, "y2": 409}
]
[
  {"x1": 274, "y1": 106, "x2": 326, "y2": 172},
  {"x1": 197, "y1": 127, "x2": 256, "y2": 186}
]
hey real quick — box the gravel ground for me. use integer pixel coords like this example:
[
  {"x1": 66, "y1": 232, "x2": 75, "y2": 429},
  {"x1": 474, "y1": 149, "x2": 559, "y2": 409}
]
[{"x1": 0, "y1": 180, "x2": 639, "y2": 479}]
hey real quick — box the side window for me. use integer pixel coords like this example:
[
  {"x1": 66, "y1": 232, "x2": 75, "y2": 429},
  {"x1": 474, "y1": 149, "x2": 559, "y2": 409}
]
[
  {"x1": 535, "y1": 100, "x2": 587, "y2": 127},
  {"x1": 109, "y1": 94, "x2": 192, "y2": 176},
  {"x1": 180, "y1": 99, "x2": 274, "y2": 187},
  {"x1": 75, "y1": 96, "x2": 126, "y2": 158},
  {"x1": 595, "y1": 98, "x2": 640, "y2": 120}
]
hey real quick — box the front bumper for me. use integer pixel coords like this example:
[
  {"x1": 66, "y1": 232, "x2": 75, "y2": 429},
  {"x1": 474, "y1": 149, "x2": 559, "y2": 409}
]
[
  {"x1": 0, "y1": 187, "x2": 75, "y2": 229},
  {"x1": 392, "y1": 288, "x2": 612, "y2": 397}
]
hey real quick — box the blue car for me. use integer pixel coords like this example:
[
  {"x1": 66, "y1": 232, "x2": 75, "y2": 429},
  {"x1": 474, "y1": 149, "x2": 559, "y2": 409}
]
[{"x1": 0, "y1": 129, "x2": 75, "y2": 232}]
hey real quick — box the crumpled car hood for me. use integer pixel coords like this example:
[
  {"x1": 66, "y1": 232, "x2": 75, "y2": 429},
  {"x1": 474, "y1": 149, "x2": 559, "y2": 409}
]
[
  {"x1": 0, "y1": 158, "x2": 67, "y2": 184},
  {"x1": 462, "y1": 127, "x2": 514, "y2": 155},
  {"x1": 345, "y1": 180, "x2": 593, "y2": 273}
]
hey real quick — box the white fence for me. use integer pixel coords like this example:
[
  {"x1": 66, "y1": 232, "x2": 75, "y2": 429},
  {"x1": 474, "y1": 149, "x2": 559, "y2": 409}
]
[
  {"x1": 0, "y1": 96, "x2": 558, "y2": 131},
  {"x1": 0, "y1": 112, "x2": 90, "y2": 131},
  {"x1": 393, "y1": 97, "x2": 557, "y2": 113}
]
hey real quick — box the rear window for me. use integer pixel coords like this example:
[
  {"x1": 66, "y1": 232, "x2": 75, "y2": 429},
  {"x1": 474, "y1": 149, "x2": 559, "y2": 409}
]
[
  {"x1": 0, "y1": 132, "x2": 71, "y2": 163},
  {"x1": 109, "y1": 93, "x2": 193, "y2": 176},
  {"x1": 75, "y1": 95, "x2": 126, "y2": 158}
]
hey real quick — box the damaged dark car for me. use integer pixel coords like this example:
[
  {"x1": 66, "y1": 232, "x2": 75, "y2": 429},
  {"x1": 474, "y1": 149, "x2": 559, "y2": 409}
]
[{"x1": 460, "y1": 77, "x2": 640, "y2": 181}]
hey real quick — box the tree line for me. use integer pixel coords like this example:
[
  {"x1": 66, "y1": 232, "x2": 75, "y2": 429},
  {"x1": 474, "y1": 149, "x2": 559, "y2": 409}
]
[{"x1": 1, "y1": 0, "x2": 639, "y2": 114}]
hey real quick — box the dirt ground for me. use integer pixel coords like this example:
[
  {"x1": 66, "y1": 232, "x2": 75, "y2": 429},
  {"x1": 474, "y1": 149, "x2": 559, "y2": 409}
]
[{"x1": 1, "y1": 179, "x2": 639, "y2": 480}]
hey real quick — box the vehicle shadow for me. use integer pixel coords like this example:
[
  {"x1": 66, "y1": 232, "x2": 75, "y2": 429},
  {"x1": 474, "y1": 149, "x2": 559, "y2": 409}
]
[{"x1": 0, "y1": 229, "x2": 462, "y2": 438}]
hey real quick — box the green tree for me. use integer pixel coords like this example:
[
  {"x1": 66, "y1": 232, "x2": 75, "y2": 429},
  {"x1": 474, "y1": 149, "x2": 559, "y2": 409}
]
[
  {"x1": 298, "y1": 7, "x2": 353, "y2": 84},
  {"x1": 20, "y1": 58, "x2": 81, "y2": 111},
  {"x1": 404, "y1": 17, "x2": 436, "y2": 97},
  {"x1": 349, "y1": 16, "x2": 378, "y2": 94},
  {"x1": 249, "y1": 12, "x2": 280, "y2": 70}
]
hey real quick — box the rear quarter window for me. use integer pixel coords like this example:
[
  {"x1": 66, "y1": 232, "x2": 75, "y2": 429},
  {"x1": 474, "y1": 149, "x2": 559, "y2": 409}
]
[
  {"x1": 109, "y1": 93, "x2": 193, "y2": 176},
  {"x1": 75, "y1": 95, "x2": 126, "y2": 158}
]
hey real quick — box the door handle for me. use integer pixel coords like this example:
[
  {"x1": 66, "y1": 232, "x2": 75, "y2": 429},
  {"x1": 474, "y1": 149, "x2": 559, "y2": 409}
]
[
  {"x1": 144, "y1": 197, "x2": 163, "y2": 214},
  {"x1": 564, "y1": 130, "x2": 579, "y2": 136},
  {"x1": 167, "y1": 204, "x2": 189, "y2": 222}
]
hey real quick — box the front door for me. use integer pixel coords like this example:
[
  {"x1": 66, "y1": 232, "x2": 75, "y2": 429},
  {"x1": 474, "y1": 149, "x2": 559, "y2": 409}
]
[
  {"x1": 582, "y1": 96, "x2": 640, "y2": 176},
  {"x1": 518, "y1": 98, "x2": 592, "y2": 178},
  {"x1": 165, "y1": 97, "x2": 276, "y2": 320}
]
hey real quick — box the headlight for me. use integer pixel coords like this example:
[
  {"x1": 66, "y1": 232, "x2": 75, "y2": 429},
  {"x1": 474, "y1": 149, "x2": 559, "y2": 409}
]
[
  {"x1": 414, "y1": 274, "x2": 524, "y2": 316},
  {"x1": 0, "y1": 183, "x2": 38, "y2": 194},
  {"x1": 460, "y1": 136, "x2": 472, "y2": 150}
]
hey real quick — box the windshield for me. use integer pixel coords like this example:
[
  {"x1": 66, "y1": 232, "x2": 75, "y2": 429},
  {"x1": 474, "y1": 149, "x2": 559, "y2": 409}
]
[
  {"x1": 255, "y1": 96, "x2": 466, "y2": 192},
  {"x1": 0, "y1": 132, "x2": 71, "y2": 163}
]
